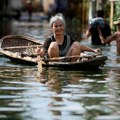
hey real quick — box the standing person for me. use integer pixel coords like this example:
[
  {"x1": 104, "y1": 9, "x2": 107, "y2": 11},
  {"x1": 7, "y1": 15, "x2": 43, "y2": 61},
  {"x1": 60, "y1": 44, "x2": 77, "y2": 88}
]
[
  {"x1": 36, "y1": 13, "x2": 100, "y2": 61},
  {"x1": 102, "y1": 17, "x2": 120, "y2": 55},
  {"x1": 86, "y1": 10, "x2": 111, "y2": 45}
]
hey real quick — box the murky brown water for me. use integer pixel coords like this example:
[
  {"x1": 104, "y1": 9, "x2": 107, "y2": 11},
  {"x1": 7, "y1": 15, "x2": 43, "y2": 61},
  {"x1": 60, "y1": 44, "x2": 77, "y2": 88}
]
[{"x1": 0, "y1": 20, "x2": 120, "y2": 120}]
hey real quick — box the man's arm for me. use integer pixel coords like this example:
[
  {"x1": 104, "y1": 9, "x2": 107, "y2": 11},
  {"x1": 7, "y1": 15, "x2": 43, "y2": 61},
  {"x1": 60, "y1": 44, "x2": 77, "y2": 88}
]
[
  {"x1": 104, "y1": 34, "x2": 116, "y2": 44},
  {"x1": 85, "y1": 29, "x2": 91, "y2": 38},
  {"x1": 97, "y1": 27, "x2": 105, "y2": 44}
]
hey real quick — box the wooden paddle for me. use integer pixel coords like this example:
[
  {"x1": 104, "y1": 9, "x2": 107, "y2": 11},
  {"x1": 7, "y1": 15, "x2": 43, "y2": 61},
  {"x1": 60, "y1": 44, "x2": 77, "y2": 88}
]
[{"x1": 37, "y1": 55, "x2": 43, "y2": 73}]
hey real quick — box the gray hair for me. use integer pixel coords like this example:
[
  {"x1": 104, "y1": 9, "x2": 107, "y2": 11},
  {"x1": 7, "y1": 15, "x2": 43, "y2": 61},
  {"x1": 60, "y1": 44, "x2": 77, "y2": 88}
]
[{"x1": 49, "y1": 13, "x2": 66, "y2": 28}]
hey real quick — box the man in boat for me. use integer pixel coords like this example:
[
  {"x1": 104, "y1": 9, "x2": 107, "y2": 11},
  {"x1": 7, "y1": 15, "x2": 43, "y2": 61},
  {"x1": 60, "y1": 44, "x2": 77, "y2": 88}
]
[
  {"x1": 101, "y1": 17, "x2": 120, "y2": 55},
  {"x1": 36, "y1": 13, "x2": 101, "y2": 61},
  {"x1": 85, "y1": 10, "x2": 111, "y2": 45}
]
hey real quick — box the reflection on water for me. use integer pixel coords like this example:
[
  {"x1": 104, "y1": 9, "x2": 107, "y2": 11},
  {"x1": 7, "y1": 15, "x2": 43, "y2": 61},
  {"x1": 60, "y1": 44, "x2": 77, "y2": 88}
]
[{"x1": 0, "y1": 20, "x2": 120, "y2": 120}]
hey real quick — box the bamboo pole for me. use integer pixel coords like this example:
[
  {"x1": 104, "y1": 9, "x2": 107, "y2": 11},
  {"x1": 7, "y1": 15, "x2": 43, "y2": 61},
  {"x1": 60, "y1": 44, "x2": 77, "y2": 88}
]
[
  {"x1": 41, "y1": 54, "x2": 99, "y2": 62},
  {"x1": 3, "y1": 45, "x2": 42, "y2": 50},
  {"x1": 110, "y1": 1, "x2": 114, "y2": 28}
]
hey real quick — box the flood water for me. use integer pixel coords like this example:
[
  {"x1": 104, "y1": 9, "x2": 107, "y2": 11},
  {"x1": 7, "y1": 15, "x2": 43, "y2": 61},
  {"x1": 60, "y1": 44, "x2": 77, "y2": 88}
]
[{"x1": 0, "y1": 19, "x2": 120, "y2": 120}]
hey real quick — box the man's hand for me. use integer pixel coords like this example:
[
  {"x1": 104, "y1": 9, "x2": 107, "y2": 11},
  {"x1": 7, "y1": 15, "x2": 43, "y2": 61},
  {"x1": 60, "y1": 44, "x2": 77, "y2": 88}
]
[
  {"x1": 94, "y1": 48, "x2": 102, "y2": 55},
  {"x1": 35, "y1": 47, "x2": 41, "y2": 55}
]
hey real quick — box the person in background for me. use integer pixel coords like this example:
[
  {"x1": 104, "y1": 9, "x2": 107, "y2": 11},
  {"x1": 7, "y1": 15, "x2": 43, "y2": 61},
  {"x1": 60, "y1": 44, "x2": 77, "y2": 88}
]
[
  {"x1": 36, "y1": 13, "x2": 100, "y2": 61},
  {"x1": 47, "y1": 2, "x2": 56, "y2": 20},
  {"x1": 101, "y1": 17, "x2": 120, "y2": 55},
  {"x1": 86, "y1": 10, "x2": 111, "y2": 45}
]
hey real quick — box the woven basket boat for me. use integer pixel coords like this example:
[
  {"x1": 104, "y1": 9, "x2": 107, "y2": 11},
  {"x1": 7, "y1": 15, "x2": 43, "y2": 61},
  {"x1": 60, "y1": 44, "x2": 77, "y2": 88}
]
[
  {"x1": 0, "y1": 35, "x2": 107, "y2": 70},
  {"x1": 0, "y1": 35, "x2": 41, "y2": 65}
]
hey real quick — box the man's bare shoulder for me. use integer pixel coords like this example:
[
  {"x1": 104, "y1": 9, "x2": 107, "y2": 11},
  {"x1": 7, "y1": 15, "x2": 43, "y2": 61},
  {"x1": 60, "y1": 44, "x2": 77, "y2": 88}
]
[{"x1": 114, "y1": 31, "x2": 120, "y2": 40}]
